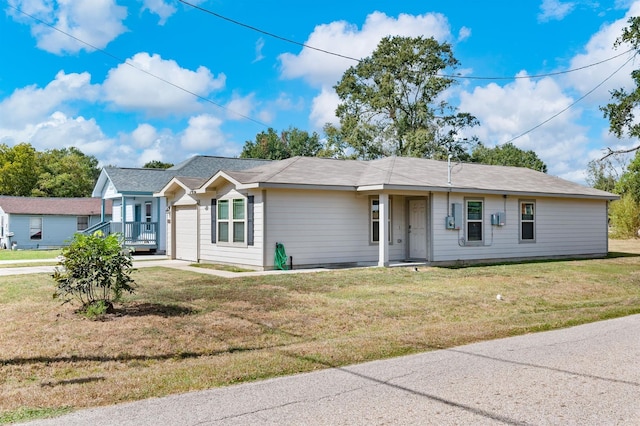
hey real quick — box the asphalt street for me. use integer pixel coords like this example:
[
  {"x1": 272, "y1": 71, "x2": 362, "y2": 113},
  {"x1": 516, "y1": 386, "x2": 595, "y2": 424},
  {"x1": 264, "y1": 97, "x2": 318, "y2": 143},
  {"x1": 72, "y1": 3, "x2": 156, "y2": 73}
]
[{"x1": 21, "y1": 314, "x2": 640, "y2": 425}]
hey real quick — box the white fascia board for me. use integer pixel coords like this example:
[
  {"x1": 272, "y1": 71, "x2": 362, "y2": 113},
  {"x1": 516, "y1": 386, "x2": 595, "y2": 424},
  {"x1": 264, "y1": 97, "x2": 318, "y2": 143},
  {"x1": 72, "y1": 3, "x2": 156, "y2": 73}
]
[
  {"x1": 195, "y1": 171, "x2": 242, "y2": 194},
  {"x1": 154, "y1": 177, "x2": 190, "y2": 197},
  {"x1": 249, "y1": 183, "x2": 356, "y2": 192}
]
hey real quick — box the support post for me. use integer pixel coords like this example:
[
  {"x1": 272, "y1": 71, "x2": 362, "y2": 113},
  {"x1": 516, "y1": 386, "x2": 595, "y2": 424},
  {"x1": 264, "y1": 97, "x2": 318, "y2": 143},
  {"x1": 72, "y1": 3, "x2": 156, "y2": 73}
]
[{"x1": 378, "y1": 193, "x2": 389, "y2": 267}]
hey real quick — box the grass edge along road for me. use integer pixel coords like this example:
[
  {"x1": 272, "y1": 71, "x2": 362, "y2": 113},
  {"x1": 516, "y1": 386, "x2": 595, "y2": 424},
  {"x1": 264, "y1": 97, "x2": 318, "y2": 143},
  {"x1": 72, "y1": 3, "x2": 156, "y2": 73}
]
[{"x1": 1, "y1": 239, "x2": 639, "y2": 423}]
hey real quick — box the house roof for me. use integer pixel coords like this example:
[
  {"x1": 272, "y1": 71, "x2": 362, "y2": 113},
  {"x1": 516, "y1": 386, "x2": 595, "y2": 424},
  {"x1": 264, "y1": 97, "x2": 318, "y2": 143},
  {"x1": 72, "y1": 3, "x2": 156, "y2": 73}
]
[
  {"x1": 0, "y1": 196, "x2": 112, "y2": 215},
  {"x1": 211, "y1": 156, "x2": 618, "y2": 200},
  {"x1": 94, "y1": 156, "x2": 271, "y2": 196}
]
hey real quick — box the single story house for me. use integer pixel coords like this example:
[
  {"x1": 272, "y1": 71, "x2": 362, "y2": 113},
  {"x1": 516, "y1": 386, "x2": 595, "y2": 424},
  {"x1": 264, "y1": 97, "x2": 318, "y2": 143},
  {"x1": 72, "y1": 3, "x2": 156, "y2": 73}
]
[
  {"x1": 90, "y1": 156, "x2": 269, "y2": 253},
  {"x1": 156, "y1": 156, "x2": 618, "y2": 269},
  {"x1": 0, "y1": 196, "x2": 111, "y2": 250}
]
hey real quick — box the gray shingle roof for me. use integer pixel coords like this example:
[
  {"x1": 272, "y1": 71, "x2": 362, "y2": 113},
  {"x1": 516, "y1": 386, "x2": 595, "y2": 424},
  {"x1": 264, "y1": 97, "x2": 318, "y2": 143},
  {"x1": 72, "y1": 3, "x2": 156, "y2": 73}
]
[
  {"x1": 105, "y1": 156, "x2": 272, "y2": 194},
  {"x1": 221, "y1": 156, "x2": 617, "y2": 199},
  {"x1": 0, "y1": 196, "x2": 112, "y2": 215}
]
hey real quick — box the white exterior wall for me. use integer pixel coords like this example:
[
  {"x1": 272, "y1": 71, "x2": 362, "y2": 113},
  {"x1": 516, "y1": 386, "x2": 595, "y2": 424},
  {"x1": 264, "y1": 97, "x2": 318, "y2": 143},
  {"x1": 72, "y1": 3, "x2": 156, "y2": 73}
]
[
  {"x1": 198, "y1": 184, "x2": 265, "y2": 268},
  {"x1": 430, "y1": 192, "x2": 609, "y2": 263},
  {"x1": 263, "y1": 189, "x2": 406, "y2": 269}
]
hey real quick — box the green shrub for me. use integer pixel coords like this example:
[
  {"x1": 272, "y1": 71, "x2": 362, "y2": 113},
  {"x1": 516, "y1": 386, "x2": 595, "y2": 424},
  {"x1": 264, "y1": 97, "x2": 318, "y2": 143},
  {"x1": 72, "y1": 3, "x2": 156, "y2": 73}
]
[
  {"x1": 52, "y1": 232, "x2": 136, "y2": 314},
  {"x1": 609, "y1": 194, "x2": 640, "y2": 239}
]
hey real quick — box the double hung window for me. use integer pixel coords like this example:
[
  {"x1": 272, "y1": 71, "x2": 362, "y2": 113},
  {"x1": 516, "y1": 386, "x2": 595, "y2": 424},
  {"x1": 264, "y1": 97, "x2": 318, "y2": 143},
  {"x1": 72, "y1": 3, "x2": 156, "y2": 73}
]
[
  {"x1": 77, "y1": 216, "x2": 89, "y2": 231},
  {"x1": 371, "y1": 198, "x2": 391, "y2": 243},
  {"x1": 217, "y1": 198, "x2": 245, "y2": 244},
  {"x1": 30, "y1": 217, "x2": 42, "y2": 240},
  {"x1": 520, "y1": 201, "x2": 535, "y2": 242},
  {"x1": 466, "y1": 200, "x2": 483, "y2": 243}
]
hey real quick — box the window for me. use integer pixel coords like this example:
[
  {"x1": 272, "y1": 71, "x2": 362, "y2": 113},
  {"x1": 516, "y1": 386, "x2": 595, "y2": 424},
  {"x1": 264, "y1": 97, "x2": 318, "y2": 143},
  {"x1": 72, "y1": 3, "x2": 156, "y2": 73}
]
[
  {"x1": 30, "y1": 217, "x2": 42, "y2": 240},
  {"x1": 217, "y1": 198, "x2": 245, "y2": 244},
  {"x1": 466, "y1": 200, "x2": 483, "y2": 242},
  {"x1": 77, "y1": 216, "x2": 89, "y2": 231},
  {"x1": 520, "y1": 201, "x2": 535, "y2": 242},
  {"x1": 145, "y1": 201, "x2": 152, "y2": 231},
  {"x1": 371, "y1": 197, "x2": 391, "y2": 243}
]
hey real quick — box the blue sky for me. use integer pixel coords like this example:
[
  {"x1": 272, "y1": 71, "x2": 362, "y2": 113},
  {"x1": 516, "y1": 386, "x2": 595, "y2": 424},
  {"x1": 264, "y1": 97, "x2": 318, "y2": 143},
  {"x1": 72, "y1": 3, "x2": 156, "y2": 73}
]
[{"x1": 1, "y1": 0, "x2": 639, "y2": 183}]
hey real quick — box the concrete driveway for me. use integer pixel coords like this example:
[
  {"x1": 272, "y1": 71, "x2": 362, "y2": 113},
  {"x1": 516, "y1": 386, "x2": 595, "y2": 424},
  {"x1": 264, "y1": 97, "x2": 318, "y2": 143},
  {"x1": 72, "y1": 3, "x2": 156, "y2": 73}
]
[{"x1": 22, "y1": 314, "x2": 640, "y2": 425}]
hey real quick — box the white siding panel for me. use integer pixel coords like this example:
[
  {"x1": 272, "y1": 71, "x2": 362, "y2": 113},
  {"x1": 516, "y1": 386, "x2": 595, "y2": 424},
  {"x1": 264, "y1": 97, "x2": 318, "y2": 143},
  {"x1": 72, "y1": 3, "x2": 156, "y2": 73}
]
[
  {"x1": 264, "y1": 189, "x2": 405, "y2": 268},
  {"x1": 198, "y1": 190, "x2": 265, "y2": 268},
  {"x1": 431, "y1": 193, "x2": 608, "y2": 263}
]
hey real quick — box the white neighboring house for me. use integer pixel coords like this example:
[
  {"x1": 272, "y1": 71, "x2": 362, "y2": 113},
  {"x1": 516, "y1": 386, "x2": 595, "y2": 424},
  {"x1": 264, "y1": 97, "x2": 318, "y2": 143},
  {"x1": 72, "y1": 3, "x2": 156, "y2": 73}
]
[
  {"x1": 0, "y1": 196, "x2": 111, "y2": 250},
  {"x1": 156, "y1": 156, "x2": 619, "y2": 268},
  {"x1": 91, "y1": 156, "x2": 269, "y2": 253}
]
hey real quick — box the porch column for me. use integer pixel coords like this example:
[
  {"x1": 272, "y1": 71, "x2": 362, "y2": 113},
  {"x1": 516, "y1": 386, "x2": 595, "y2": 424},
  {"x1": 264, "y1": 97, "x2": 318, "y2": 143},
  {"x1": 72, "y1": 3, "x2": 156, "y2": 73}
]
[
  {"x1": 100, "y1": 199, "x2": 106, "y2": 222},
  {"x1": 378, "y1": 193, "x2": 389, "y2": 267}
]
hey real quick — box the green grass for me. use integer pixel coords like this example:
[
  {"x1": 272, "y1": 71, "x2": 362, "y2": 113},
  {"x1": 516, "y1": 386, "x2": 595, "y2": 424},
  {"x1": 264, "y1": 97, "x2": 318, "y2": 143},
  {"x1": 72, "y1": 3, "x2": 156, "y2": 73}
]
[
  {"x1": 189, "y1": 263, "x2": 254, "y2": 273},
  {"x1": 0, "y1": 407, "x2": 73, "y2": 424},
  {"x1": 0, "y1": 249, "x2": 61, "y2": 261},
  {"x1": 0, "y1": 239, "x2": 639, "y2": 423}
]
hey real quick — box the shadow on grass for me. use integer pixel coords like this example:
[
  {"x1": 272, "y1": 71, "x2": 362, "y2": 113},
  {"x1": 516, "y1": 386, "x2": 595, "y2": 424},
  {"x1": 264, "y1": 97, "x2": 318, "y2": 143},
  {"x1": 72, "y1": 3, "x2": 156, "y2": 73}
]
[
  {"x1": 40, "y1": 376, "x2": 106, "y2": 387},
  {"x1": 0, "y1": 343, "x2": 287, "y2": 367},
  {"x1": 114, "y1": 303, "x2": 197, "y2": 318},
  {"x1": 439, "y1": 251, "x2": 640, "y2": 269}
]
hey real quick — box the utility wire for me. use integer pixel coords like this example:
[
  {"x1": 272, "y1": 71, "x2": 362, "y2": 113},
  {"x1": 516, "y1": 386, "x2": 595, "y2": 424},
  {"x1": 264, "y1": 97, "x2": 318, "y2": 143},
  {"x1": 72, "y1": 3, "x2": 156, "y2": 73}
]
[
  {"x1": 177, "y1": 0, "x2": 633, "y2": 81},
  {"x1": 5, "y1": 2, "x2": 271, "y2": 129},
  {"x1": 503, "y1": 52, "x2": 637, "y2": 145}
]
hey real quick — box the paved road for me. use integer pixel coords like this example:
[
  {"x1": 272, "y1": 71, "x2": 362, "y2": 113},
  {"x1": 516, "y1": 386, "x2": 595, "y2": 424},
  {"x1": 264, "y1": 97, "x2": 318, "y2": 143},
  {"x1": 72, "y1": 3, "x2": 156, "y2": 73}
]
[{"x1": 23, "y1": 314, "x2": 640, "y2": 425}]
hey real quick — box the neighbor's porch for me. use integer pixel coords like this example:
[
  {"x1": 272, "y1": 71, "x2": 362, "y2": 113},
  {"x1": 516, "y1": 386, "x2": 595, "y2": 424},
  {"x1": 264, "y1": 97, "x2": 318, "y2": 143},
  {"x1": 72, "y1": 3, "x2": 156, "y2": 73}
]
[{"x1": 83, "y1": 221, "x2": 159, "y2": 251}]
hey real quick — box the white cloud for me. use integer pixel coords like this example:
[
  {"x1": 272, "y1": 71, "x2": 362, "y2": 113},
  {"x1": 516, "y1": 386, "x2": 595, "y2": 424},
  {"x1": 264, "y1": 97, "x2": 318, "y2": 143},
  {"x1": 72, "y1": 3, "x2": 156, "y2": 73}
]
[
  {"x1": 0, "y1": 71, "x2": 99, "y2": 128},
  {"x1": 279, "y1": 11, "x2": 454, "y2": 133},
  {"x1": 279, "y1": 11, "x2": 452, "y2": 89},
  {"x1": 225, "y1": 93, "x2": 256, "y2": 121},
  {"x1": 254, "y1": 38, "x2": 265, "y2": 63},
  {"x1": 8, "y1": 0, "x2": 128, "y2": 54},
  {"x1": 538, "y1": 0, "x2": 576, "y2": 22},
  {"x1": 563, "y1": 1, "x2": 640, "y2": 103},
  {"x1": 180, "y1": 114, "x2": 235, "y2": 154},
  {"x1": 310, "y1": 89, "x2": 340, "y2": 129},
  {"x1": 131, "y1": 123, "x2": 158, "y2": 149},
  {"x1": 140, "y1": 0, "x2": 176, "y2": 25},
  {"x1": 103, "y1": 52, "x2": 226, "y2": 116},
  {"x1": 459, "y1": 73, "x2": 589, "y2": 179},
  {"x1": 457, "y1": 26, "x2": 471, "y2": 42}
]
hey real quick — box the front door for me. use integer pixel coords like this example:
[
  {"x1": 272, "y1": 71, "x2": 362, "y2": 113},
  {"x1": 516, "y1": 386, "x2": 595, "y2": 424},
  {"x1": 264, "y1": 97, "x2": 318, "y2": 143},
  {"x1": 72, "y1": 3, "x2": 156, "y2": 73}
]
[
  {"x1": 409, "y1": 199, "x2": 427, "y2": 259},
  {"x1": 134, "y1": 204, "x2": 142, "y2": 239}
]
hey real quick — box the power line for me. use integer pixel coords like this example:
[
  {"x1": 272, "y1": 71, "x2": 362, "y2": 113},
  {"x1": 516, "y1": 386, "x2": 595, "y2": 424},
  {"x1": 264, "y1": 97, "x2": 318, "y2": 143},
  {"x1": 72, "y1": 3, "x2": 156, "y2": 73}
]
[
  {"x1": 503, "y1": 52, "x2": 637, "y2": 145},
  {"x1": 5, "y1": 1, "x2": 271, "y2": 129},
  {"x1": 177, "y1": 0, "x2": 633, "y2": 81}
]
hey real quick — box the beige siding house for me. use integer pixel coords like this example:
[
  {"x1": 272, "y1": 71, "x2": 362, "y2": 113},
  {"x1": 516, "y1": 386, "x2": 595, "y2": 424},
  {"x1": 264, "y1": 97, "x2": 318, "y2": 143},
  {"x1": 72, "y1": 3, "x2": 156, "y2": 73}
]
[{"x1": 155, "y1": 156, "x2": 618, "y2": 269}]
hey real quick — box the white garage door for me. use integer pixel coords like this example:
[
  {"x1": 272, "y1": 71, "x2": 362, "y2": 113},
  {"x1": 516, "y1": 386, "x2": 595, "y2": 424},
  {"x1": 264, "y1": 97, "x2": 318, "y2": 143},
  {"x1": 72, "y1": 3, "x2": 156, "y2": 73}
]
[{"x1": 174, "y1": 206, "x2": 198, "y2": 261}]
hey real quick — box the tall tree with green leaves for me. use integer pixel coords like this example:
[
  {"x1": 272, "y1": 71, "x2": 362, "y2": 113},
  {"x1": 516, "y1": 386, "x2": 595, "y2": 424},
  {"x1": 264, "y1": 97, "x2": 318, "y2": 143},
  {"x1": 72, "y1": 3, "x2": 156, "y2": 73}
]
[
  {"x1": 331, "y1": 35, "x2": 478, "y2": 160},
  {"x1": 240, "y1": 127, "x2": 324, "y2": 160},
  {"x1": 470, "y1": 143, "x2": 548, "y2": 173},
  {"x1": 601, "y1": 16, "x2": 640, "y2": 157},
  {"x1": 0, "y1": 142, "x2": 39, "y2": 196},
  {"x1": 143, "y1": 160, "x2": 174, "y2": 169},
  {"x1": 34, "y1": 147, "x2": 100, "y2": 197}
]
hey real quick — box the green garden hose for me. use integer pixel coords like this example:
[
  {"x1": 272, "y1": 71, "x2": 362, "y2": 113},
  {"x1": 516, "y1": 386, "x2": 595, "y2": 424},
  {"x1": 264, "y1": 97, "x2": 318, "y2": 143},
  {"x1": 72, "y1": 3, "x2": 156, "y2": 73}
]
[{"x1": 275, "y1": 242, "x2": 288, "y2": 270}]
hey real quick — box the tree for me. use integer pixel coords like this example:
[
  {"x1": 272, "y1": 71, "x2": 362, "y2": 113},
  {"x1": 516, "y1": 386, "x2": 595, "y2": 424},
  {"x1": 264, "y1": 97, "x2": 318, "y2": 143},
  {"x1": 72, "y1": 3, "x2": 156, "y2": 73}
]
[
  {"x1": 614, "y1": 149, "x2": 640, "y2": 202},
  {"x1": 240, "y1": 127, "x2": 324, "y2": 160},
  {"x1": 143, "y1": 160, "x2": 174, "y2": 169},
  {"x1": 0, "y1": 142, "x2": 39, "y2": 196},
  {"x1": 34, "y1": 147, "x2": 101, "y2": 197},
  {"x1": 332, "y1": 36, "x2": 478, "y2": 160},
  {"x1": 470, "y1": 143, "x2": 547, "y2": 173},
  {"x1": 585, "y1": 158, "x2": 620, "y2": 192},
  {"x1": 53, "y1": 232, "x2": 136, "y2": 315},
  {"x1": 601, "y1": 16, "x2": 640, "y2": 158}
]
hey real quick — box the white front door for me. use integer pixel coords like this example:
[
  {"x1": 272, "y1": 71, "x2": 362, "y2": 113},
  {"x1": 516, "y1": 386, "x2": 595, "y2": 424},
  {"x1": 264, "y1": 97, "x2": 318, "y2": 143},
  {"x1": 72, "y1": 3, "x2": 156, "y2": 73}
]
[{"x1": 409, "y1": 199, "x2": 427, "y2": 259}]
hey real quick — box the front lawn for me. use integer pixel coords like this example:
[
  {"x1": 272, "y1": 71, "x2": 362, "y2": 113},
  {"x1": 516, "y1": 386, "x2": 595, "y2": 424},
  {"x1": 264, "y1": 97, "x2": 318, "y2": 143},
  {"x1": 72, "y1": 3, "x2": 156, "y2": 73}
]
[
  {"x1": 1, "y1": 240, "x2": 639, "y2": 423},
  {"x1": 0, "y1": 249, "x2": 61, "y2": 261}
]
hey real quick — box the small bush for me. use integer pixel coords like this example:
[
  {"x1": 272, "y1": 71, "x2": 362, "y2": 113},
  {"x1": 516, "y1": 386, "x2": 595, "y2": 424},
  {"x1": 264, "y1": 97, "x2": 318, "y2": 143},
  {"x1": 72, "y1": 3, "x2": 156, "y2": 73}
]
[
  {"x1": 609, "y1": 194, "x2": 640, "y2": 239},
  {"x1": 52, "y1": 232, "x2": 136, "y2": 314}
]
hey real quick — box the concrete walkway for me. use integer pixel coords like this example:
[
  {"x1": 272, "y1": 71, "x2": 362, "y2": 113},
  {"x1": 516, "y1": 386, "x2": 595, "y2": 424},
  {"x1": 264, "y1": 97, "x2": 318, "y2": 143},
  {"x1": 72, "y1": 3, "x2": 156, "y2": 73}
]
[
  {"x1": 0, "y1": 256, "x2": 328, "y2": 278},
  {"x1": 22, "y1": 314, "x2": 640, "y2": 425}
]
